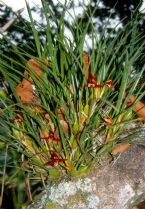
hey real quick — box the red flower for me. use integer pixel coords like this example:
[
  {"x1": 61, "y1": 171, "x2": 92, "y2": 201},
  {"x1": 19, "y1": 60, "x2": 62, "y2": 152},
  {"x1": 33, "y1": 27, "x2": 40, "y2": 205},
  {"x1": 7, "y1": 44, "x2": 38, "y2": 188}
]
[
  {"x1": 105, "y1": 80, "x2": 115, "y2": 89},
  {"x1": 41, "y1": 131, "x2": 60, "y2": 144},
  {"x1": 50, "y1": 150, "x2": 59, "y2": 158},
  {"x1": 87, "y1": 71, "x2": 104, "y2": 88},
  {"x1": 87, "y1": 82, "x2": 104, "y2": 88},
  {"x1": 83, "y1": 53, "x2": 114, "y2": 89},
  {"x1": 88, "y1": 71, "x2": 97, "y2": 83},
  {"x1": 46, "y1": 150, "x2": 66, "y2": 166},
  {"x1": 46, "y1": 158, "x2": 66, "y2": 166}
]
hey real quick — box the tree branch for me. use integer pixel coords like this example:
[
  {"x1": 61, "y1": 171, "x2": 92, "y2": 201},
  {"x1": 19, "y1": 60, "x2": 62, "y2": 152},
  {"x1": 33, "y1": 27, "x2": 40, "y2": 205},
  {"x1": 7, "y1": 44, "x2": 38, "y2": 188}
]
[{"x1": 0, "y1": 8, "x2": 24, "y2": 33}]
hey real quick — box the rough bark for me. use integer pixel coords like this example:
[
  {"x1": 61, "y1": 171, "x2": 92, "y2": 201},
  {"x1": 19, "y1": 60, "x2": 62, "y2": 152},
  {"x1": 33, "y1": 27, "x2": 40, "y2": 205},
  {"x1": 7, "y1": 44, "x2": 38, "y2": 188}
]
[{"x1": 27, "y1": 144, "x2": 145, "y2": 209}]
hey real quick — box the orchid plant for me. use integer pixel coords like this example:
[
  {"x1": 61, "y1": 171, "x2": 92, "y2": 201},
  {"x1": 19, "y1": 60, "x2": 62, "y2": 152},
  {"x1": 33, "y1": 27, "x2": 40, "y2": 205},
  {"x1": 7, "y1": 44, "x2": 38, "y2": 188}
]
[{"x1": 0, "y1": 1, "x2": 145, "y2": 201}]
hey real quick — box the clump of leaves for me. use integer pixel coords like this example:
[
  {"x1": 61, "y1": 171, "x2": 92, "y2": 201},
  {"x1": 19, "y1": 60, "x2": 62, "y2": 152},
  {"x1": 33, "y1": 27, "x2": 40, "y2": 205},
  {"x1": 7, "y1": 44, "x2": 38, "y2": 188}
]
[{"x1": 0, "y1": 1, "x2": 145, "y2": 181}]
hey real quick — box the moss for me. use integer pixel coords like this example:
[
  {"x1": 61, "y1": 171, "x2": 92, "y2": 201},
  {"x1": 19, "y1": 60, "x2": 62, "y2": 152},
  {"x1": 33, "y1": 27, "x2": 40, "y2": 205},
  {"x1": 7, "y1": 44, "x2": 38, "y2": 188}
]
[
  {"x1": 45, "y1": 189, "x2": 88, "y2": 209},
  {"x1": 45, "y1": 201, "x2": 62, "y2": 209}
]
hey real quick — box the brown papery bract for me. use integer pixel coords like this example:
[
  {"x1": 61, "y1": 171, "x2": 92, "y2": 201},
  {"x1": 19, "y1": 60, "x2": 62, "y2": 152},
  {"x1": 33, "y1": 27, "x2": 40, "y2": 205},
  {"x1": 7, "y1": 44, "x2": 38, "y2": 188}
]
[
  {"x1": 25, "y1": 58, "x2": 49, "y2": 78},
  {"x1": 15, "y1": 79, "x2": 33, "y2": 103},
  {"x1": 15, "y1": 58, "x2": 48, "y2": 103},
  {"x1": 111, "y1": 143, "x2": 130, "y2": 155},
  {"x1": 128, "y1": 95, "x2": 145, "y2": 121}
]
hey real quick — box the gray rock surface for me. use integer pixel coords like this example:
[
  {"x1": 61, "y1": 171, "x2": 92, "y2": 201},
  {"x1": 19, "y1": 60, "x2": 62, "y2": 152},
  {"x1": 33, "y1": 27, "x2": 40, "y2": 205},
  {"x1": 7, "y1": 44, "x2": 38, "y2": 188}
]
[{"x1": 27, "y1": 144, "x2": 145, "y2": 209}]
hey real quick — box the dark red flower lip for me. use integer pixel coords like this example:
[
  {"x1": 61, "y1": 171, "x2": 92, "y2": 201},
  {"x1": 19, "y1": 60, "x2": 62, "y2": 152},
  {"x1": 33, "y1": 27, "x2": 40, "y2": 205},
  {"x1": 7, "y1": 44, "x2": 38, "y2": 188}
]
[
  {"x1": 46, "y1": 158, "x2": 66, "y2": 166},
  {"x1": 87, "y1": 78, "x2": 115, "y2": 89},
  {"x1": 87, "y1": 83, "x2": 104, "y2": 88},
  {"x1": 45, "y1": 150, "x2": 66, "y2": 166}
]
